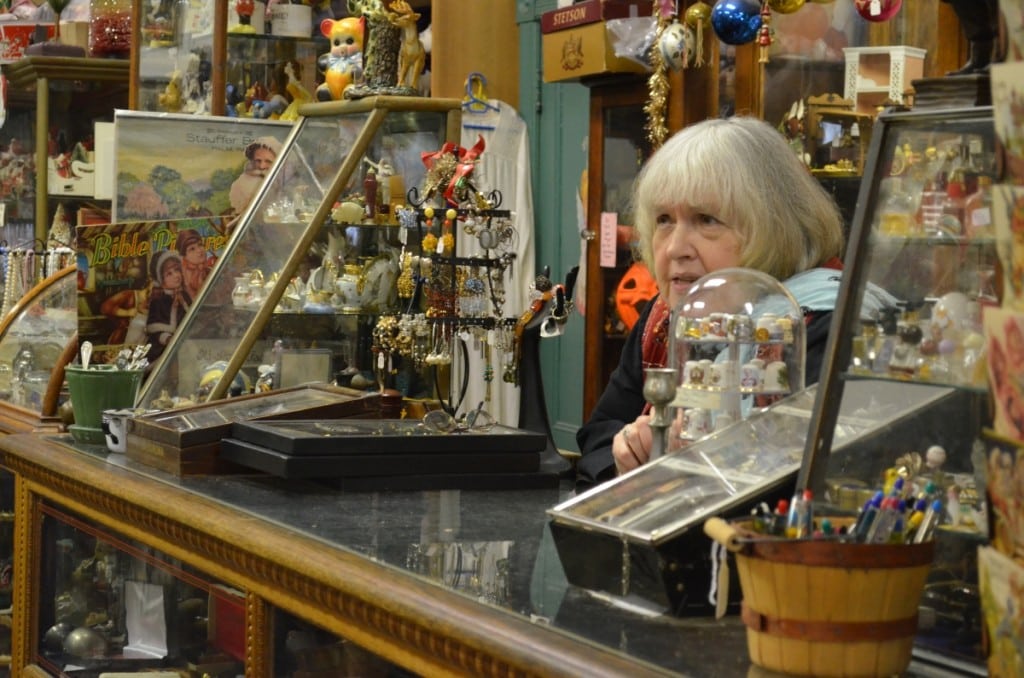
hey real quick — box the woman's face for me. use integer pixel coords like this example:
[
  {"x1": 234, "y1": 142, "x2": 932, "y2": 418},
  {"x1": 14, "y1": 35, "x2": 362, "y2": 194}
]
[{"x1": 651, "y1": 202, "x2": 742, "y2": 310}]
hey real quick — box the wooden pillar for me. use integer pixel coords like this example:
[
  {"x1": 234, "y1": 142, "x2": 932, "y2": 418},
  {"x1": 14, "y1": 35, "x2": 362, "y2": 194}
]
[{"x1": 431, "y1": 0, "x2": 519, "y2": 107}]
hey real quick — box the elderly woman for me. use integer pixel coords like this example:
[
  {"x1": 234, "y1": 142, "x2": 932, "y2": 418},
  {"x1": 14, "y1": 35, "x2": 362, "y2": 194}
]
[{"x1": 576, "y1": 116, "x2": 896, "y2": 490}]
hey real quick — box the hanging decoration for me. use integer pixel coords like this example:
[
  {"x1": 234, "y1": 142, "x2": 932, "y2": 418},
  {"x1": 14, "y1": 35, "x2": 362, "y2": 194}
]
[
  {"x1": 768, "y1": 0, "x2": 805, "y2": 13},
  {"x1": 684, "y1": 1, "x2": 713, "y2": 67},
  {"x1": 711, "y1": 0, "x2": 762, "y2": 46},
  {"x1": 645, "y1": 0, "x2": 675, "y2": 148},
  {"x1": 659, "y1": 20, "x2": 694, "y2": 71},
  {"x1": 854, "y1": 0, "x2": 902, "y2": 22},
  {"x1": 757, "y1": 2, "x2": 773, "y2": 63}
]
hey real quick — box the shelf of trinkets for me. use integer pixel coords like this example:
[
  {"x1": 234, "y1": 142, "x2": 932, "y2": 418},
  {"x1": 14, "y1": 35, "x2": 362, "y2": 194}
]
[
  {"x1": 667, "y1": 268, "x2": 806, "y2": 444},
  {"x1": 845, "y1": 291, "x2": 989, "y2": 392}
]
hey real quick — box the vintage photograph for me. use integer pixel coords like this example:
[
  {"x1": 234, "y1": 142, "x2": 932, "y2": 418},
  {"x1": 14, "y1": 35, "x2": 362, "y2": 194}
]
[{"x1": 113, "y1": 111, "x2": 291, "y2": 223}]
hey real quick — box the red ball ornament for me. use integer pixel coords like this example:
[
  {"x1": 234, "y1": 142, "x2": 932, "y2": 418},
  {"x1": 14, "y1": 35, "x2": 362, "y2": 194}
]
[{"x1": 854, "y1": 0, "x2": 902, "y2": 22}]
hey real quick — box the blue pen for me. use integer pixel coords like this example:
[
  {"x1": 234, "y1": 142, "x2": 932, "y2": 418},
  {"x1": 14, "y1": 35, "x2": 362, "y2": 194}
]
[
  {"x1": 852, "y1": 491, "x2": 883, "y2": 542},
  {"x1": 913, "y1": 499, "x2": 944, "y2": 543}
]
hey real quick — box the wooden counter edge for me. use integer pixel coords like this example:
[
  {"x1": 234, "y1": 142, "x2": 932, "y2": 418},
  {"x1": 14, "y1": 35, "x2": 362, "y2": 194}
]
[{"x1": 0, "y1": 433, "x2": 674, "y2": 678}]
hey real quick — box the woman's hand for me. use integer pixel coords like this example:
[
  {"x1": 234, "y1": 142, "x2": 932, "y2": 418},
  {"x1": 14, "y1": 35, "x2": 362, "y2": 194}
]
[{"x1": 613, "y1": 415, "x2": 653, "y2": 475}]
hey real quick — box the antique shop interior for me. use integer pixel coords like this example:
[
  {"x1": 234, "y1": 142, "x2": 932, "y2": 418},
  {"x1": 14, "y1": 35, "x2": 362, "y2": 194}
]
[{"x1": 0, "y1": 0, "x2": 1021, "y2": 676}]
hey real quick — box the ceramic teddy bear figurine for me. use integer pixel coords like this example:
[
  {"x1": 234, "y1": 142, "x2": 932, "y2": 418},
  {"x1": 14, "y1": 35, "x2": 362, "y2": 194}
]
[{"x1": 316, "y1": 16, "x2": 364, "y2": 101}]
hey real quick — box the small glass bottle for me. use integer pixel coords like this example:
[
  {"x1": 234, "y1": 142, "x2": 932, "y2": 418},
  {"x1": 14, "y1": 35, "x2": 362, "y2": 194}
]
[
  {"x1": 964, "y1": 175, "x2": 994, "y2": 239},
  {"x1": 878, "y1": 177, "x2": 915, "y2": 236},
  {"x1": 89, "y1": 0, "x2": 132, "y2": 58},
  {"x1": 938, "y1": 171, "x2": 966, "y2": 236}
]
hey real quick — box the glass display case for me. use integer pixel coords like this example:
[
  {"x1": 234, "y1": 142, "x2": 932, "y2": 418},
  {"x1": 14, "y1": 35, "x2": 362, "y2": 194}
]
[
  {"x1": 668, "y1": 268, "x2": 805, "y2": 444},
  {"x1": 581, "y1": 80, "x2": 653, "y2": 419},
  {"x1": 0, "y1": 468, "x2": 11, "y2": 676},
  {"x1": 131, "y1": 1, "x2": 326, "y2": 117},
  {"x1": 801, "y1": 106, "x2": 996, "y2": 672},
  {"x1": 0, "y1": 57, "x2": 129, "y2": 243},
  {"x1": 34, "y1": 500, "x2": 244, "y2": 675},
  {"x1": 548, "y1": 378, "x2": 959, "y2": 616},
  {"x1": 137, "y1": 96, "x2": 463, "y2": 409},
  {"x1": 0, "y1": 266, "x2": 78, "y2": 434}
]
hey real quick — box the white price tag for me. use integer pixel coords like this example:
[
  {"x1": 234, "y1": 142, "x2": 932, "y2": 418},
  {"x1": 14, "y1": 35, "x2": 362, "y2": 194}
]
[{"x1": 599, "y1": 212, "x2": 618, "y2": 268}]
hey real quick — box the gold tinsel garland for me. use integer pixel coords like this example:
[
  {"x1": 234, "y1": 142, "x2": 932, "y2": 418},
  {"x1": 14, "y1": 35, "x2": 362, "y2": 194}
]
[{"x1": 645, "y1": 6, "x2": 672, "y2": 149}]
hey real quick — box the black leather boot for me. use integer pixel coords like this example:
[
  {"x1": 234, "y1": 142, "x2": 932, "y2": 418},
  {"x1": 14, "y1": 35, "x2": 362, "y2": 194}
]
[{"x1": 946, "y1": 39, "x2": 994, "y2": 75}]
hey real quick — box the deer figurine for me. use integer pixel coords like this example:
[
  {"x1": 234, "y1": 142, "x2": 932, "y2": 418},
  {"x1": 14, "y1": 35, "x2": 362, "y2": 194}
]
[{"x1": 387, "y1": 0, "x2": 425, "y2": 90}]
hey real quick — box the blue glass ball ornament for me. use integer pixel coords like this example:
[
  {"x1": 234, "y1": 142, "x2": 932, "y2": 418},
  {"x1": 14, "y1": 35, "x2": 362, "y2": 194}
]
[{"x1": 711, "y1": 0, "x2": 762, "y2": 46}]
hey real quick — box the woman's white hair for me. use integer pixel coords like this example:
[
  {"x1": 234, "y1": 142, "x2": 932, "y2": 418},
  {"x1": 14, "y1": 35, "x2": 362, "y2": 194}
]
[{"x1": 632, "y1": 116, "x2": 843, "y2": 281}]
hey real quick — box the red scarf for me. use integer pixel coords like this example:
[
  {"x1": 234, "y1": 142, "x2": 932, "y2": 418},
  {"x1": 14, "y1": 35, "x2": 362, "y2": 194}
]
[{"x1": 641, "y1": 296, "x2": 672, "y2": 370}]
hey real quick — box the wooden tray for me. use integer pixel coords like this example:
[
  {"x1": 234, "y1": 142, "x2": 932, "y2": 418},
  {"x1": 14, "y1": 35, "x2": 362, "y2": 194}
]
[
  {"x1": 124, "y1": 385, "x2": 384, "y2": 476},
  {"x1": 229, "y1": 419, "x2": 548, "y2": 456},
  {"x1": 127, "y1": 385, "x2": 379, "y2": 449}
]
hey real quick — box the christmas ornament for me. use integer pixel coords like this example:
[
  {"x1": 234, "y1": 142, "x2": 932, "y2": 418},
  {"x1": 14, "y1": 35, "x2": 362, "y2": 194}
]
[
  {"x1": 711, "y1": 0, "x2": 762, "y2": 46},
  {"x1": 684, "y1": 1, "x2": 713, "y2": 67},
  {"x1": 854, "y1": 0, "x2": 902, "y2": 22},
  {"x1": 659, "y1": 20, "x2": 694, "y2": 70},
  {"x1": 645, "y1": 2, "x2": 674, "y2": 148},
  {"x1": 768, "y1": 0, "x2": 805, "y2": 13}
]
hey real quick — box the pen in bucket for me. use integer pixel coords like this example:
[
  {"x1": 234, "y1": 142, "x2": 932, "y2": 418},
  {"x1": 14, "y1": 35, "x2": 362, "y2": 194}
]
[
  {"x1": 851, "y1": 490, "x2": 883, "y2": 541},
  {"x1": 785, "y1": 489, "x2": 813, "y2": 538},
  {"x1": 912, "y1": 499, "x2": 944, "y2": 543}
]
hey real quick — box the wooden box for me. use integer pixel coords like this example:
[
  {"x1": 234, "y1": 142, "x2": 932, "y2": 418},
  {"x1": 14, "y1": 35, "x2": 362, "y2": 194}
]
[
  {"x1": 125, "y1": 384, "x2": 381, "y2": 475},
  {"x1": 542, "y1": 20, "x2": 649, "y2": 83}
]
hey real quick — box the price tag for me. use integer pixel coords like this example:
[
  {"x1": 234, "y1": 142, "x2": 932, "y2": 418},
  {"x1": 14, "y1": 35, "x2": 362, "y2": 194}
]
[{"x1": 599, "y1": 212, "x2": 617, "y2": 268}]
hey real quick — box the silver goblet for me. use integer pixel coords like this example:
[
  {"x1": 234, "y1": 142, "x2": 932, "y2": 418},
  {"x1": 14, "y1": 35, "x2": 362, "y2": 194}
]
[{"x1": 643, "y1": 367, "x2": 677, "y2": 461}]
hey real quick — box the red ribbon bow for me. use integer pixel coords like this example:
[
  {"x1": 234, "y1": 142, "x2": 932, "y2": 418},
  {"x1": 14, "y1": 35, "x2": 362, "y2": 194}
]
[{"x1": 421, "y1": 135, "x2": 486, "y2": 206}]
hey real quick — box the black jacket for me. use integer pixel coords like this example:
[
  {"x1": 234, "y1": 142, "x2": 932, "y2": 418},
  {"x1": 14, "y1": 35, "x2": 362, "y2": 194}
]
[{"x1": 575, "y1": 300, "x2": 834, "y2": 491}]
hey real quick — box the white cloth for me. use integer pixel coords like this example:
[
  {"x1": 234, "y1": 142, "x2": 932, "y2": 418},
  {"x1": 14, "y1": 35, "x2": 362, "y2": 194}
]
[{"x1": 453, "y1": 100, "x2": 536, "y2": 427}]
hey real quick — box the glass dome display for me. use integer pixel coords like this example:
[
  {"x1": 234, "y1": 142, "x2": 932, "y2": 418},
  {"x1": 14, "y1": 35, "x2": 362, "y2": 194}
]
[{"x1": 668, "y1": 267, "x2": 805, "y2": 443}]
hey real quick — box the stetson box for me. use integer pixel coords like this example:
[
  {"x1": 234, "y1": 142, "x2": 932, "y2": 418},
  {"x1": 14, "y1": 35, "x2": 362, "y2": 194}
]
[
  {"x1": 125, "y1": 384, "x2": 383, "y2": 475},
  {"x1": 540, "y1": 0, "x2": 653, "y2": 34},
  {"x1": 542, "y1": 20, "x2": 649, "y2": 83}
]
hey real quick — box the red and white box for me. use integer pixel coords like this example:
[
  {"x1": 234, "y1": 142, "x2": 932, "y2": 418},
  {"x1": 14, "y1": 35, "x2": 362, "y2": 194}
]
[
  {"x1": 541, "y1": 0, "x2": 653, "y2": 34},
  {"x1": 0, "y1": 23, "x2": 56, "y2": 62}
]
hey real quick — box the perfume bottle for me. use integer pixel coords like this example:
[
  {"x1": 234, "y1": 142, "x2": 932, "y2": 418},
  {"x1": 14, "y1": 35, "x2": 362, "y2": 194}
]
[
  {"x1": 851, "y1": 319, "x2": 878, "y2": 374},
  {"x1": 889, "y1": 307, "x2": 922, "y2": 379},
  {"x1": 964, "y1": 174, "x2": 994, "y2": 239},
  {"x1": 938, "y1": 171, "x2": 967, "y2": 236},
  {"x1": 872, "y1": 307, "x2": 899, "y2": 374},
  {"x1": 878, "y1": 177, "x2": 915, "y2": 236}
]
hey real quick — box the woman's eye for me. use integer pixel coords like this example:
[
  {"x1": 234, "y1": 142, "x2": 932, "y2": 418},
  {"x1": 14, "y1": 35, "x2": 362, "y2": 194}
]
[{"x1": 655, "y1": 214, "x2": 674, "y2": 228}]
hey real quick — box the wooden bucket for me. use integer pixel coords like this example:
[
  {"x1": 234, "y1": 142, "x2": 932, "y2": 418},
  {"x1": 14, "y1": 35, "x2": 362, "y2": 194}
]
[{"x1": 705, "y1": 516, "x2": 934, "y2": 678}]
